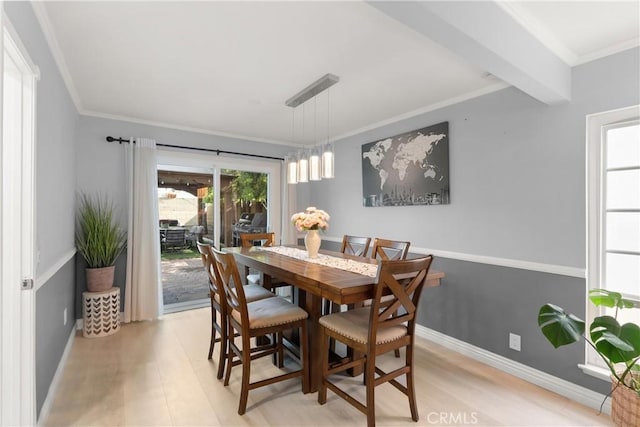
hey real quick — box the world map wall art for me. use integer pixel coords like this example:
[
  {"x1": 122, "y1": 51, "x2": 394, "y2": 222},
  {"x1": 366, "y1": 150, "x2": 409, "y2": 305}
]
[{"x1": 361, "y1": 121, "x2": 449, "y2": 207}]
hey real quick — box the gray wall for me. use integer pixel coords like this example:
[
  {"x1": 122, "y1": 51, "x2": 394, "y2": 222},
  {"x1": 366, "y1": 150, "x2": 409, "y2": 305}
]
[
  {"x1": 4, "y1": 2, "x2": 79, "y2": 418},
  {"x1": 35, "y1": 260, "x2": 76, "y2": 414},
  {"x1": 307, "y1": 47, "x2": 639, "y2": 393}
]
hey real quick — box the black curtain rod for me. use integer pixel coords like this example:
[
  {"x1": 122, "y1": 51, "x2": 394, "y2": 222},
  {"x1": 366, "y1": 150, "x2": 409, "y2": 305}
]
[{"x1": 105, "y1": 136, "x2": 284, "y2": 161}]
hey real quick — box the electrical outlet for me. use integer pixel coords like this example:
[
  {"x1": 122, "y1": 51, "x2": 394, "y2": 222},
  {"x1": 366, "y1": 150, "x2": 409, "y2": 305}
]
[
  {"x1": 509, "y1": 333, "x2": 521, "y2": 351},
  {"x1": 63, "y1": 308, "x2": 67, "y2": 326}
]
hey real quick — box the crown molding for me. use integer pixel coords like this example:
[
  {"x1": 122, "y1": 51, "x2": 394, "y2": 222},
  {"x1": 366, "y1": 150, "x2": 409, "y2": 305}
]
[
  {"x1": 82, "y1": 81, "x2": 510, "y2": 150},
  {"x1": 331, "y1": 82, "x2": 510, "y2": 143},
  {"x1": 80, "y1": 109, "x2": 302, "y2": 148},
  {"x1": 574, "y1": 38, "x2": 640, "y2": 66},
  {"x1": 30, "y1": 1, "x2": 82, "y2": 111}
]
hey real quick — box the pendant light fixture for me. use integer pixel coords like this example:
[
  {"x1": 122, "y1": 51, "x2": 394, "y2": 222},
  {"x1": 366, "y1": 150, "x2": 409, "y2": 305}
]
[
  {"x1": 309, "y1": 97, "x2": 322, "y2": 181},
  {"x1": 297, "y1": 102, "x2": 309, "y2": 183},
  {"x1": 321, "y1": 87, "x2": 334, "y2": 179},
  {"x1": 285, "y1": 73, "x2": 339, "y2": 184},
  {"x1": 286, "y1": 154, "x2": 298, "y2": 184}
]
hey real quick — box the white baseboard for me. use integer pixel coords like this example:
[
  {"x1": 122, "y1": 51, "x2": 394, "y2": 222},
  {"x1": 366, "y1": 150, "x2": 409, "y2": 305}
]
[
  {"x1": 415, "y1": 325, "x2": 611, "y2": 415},
  {"x1": 37, "y1": 323, "x2": 77, "y2": 426}
]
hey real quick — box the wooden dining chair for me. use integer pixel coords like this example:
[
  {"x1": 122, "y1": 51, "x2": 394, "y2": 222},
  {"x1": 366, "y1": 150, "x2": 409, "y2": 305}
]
[
  {"x1": 240, "y1": 232, "x2": 276, "y2": 248},
  {"x1": 210, "y1": 247, "x2": 309, "y2": 415},
  {"x1": 341, "y1": 235, "x2": 372, "y2": 257},
  {"x1": 240, "y1": 232, "x2": 292, "y2": 297},
  {"x1": 370, "y1": 238, "x2": 411, "y2": 357},
  {"x1": 197, "y1": 242, "x2": 274, "y2": 380},
  {"x1": 371, "y1": 238, "x2": 410, "y2": 261},
  {"x1": 318, "y1": 255, "x2": 434, "y2": 427},
  {"x1": 323, "y1": 234, "x2": 372, "y2": 317}
]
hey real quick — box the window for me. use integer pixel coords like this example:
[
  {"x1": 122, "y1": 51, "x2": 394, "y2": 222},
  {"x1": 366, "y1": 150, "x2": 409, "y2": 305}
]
[{"x1": 586, "y1": 106, "x2": 640, "y2": 373}]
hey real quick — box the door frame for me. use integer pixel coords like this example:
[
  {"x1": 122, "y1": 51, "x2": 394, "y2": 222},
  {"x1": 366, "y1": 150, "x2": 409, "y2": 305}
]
[{"x1": 0, "y1": 9, "x2": 38, "y2": 426}]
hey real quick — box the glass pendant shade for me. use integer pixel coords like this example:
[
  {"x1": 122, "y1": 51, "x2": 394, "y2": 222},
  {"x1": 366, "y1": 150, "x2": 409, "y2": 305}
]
[
  {"x1": 309, "y1": 147, "x2": 321, "y2": 181},
  {"x1": 321, "y1": 143, "x2": 334, "y2": 179},
  {"x1": 286, "y1": 155, "x2": 298, "y2": 184},
  {"x1": 297, "y1": 151, "x2": 309, "y2": 183}
]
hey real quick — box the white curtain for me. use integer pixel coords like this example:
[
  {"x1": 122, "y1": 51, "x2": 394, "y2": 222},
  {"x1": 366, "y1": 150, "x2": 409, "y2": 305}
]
[
  {"x1": 283, "y1": 161, "x2": 298, "y2": 245},
  {"x1": 124, "y1": 138, "x2": 162, "y2": 322}
]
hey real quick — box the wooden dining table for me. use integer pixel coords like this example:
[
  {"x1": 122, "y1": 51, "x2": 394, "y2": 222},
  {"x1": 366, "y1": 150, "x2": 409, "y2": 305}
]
[{"x1": 225, "y1": 245, "x2": 444, "y2": 393}]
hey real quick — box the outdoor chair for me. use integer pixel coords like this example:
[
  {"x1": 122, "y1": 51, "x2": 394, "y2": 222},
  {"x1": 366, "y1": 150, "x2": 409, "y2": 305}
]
[{"x1": 161, "y1": 228, "x2": 187, "y2": 252}]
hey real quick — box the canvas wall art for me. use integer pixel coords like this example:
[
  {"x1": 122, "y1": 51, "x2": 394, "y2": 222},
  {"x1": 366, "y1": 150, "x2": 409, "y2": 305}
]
[{"x1": 361, "y1": 121, "x2": 449, "y2": 207}]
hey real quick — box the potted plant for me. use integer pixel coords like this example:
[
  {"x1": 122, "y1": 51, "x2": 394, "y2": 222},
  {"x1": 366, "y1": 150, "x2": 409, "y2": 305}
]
[
  {"x1": 75, "y1": 193, "x2": 127, "y2": 292},
  {"x1": 537, "y1": 289, "x2": 639, "y2": 425}
]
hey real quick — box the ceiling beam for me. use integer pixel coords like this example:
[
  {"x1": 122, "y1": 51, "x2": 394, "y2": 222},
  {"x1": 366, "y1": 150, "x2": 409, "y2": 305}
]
[{"x1": 368, "y1": 1, "x2": 571, "y2": 105}]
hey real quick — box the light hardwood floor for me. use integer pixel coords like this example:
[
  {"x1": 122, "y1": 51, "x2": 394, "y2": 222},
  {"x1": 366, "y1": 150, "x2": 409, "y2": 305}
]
[{"x1": 43, "y1": 307, "x2": 611, "y2": 426}]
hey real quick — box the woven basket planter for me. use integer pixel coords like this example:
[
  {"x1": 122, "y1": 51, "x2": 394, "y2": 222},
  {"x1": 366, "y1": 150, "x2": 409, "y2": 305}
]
[
  {"x1": 86, "y1": 266, "x2": 115, "y2": 292},
  {"x1": 611, "y1": 378, "x2": 640, "y2": 427}
]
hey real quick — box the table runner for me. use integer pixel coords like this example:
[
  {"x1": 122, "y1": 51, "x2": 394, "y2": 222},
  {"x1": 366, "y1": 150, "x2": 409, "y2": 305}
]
[{"x1": 256, "y1": 246, "x2": 379, "y2": 278}]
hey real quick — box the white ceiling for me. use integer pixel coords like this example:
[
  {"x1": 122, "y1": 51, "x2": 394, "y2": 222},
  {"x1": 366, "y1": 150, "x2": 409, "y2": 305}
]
[{"x1": 35, "y1": 1, "x2": 639, "y2": 147}]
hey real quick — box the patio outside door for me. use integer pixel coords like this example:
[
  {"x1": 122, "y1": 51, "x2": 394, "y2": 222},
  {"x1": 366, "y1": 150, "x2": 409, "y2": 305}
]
[
  {"x1": 156, "y1": 150, "x2": 282, "y2": 313},
  {"x1": 157, "y1": 168, "x2": 213, "y2": 312}
]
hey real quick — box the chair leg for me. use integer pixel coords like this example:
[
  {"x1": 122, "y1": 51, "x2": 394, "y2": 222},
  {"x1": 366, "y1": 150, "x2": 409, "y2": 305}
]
[
  {"x1": 365, "y1": 352, "x2": 376, "y2": 427},
  {"x1": 317, "y1": 326, "x2": 328, "y2": 404},
  {"x1": 238, "y1": 335, "x2": 252, "y2": 415},
  {"x1": 406, "y1": 344, "x2": 418, "y2": 422},
  {"x1": 208, "y1": 308, "x2": 216, "y2": 360},
  {"x1": 217, "y1": 311, "x2": 227, "y2": 380},
  {"x1": 224, "y1": 329, "x2": 234, "y2": 386},
  {"x1": 277, "y1": 332, "x2": 284, "y2": 368}
]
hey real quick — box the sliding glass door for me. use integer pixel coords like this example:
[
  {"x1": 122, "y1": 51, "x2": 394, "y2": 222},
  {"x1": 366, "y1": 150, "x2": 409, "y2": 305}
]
[
  {"x1": 157, "y1": 168, "x2": 213, "y2": 311},
  {"x1": 156, "y1": 149, "x2": 282, "y2": 312},
  {"x1": 220, "y1": 169, "x2": 269, "y2": 248}
]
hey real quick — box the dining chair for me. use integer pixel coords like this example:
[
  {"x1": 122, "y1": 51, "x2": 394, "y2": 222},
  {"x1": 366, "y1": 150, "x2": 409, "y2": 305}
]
[
  {"x1": 341, "y1": 235, "x2": 372, "y2": 257},
  {"x1": 240, "y1": 232, "x2": 292, "y2": 297},
  {"x1": 324, "y1": 235, "x2": 373, "y2": 350},
  {"x1": 317, "y1": 255, "x2": 434, "y2": 427},
  {"x1": 197, "y1": 242, "x2": 274, "y2": 380},
  {"x1": 370, "y1": 238, "x2": 411, "y2": 357},
  {"x1": 323, "y1": 234, "x2": 372, "y2": 317},
  {"x1": 370, "y1": 238, "x2": 410, "y2": 261},
  {"x1": 210, "y1": 247, "x2": 309, "y2": 415}
]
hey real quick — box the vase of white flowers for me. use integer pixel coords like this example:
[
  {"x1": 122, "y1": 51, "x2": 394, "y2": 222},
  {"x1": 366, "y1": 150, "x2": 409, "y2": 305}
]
[{"x1": 291, "y1": 207, "x2": 330, "y2": 259}]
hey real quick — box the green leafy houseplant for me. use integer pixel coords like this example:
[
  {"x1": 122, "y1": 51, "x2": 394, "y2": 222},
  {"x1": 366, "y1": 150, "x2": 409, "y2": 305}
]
[
  {"x1": 76, "y1": 193, "x2": 127, "y2": 292},
  {"x1": 538, "y1": 289, "x2": 640, "y2": 400}
]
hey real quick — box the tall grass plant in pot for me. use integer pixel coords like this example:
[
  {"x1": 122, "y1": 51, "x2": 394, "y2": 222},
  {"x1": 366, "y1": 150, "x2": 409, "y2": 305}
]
[
  {"x1": 537, "y1": 289, "x2": 639, "y2": 425},
  {"x1": 76, "y1": 193, "x2": 127, "y2": 292}
]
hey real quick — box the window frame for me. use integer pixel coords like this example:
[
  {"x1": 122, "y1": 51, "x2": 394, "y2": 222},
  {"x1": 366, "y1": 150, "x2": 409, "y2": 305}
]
[{"x1": 584, "y1": 105, "x2": 640, "y2": 378}]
